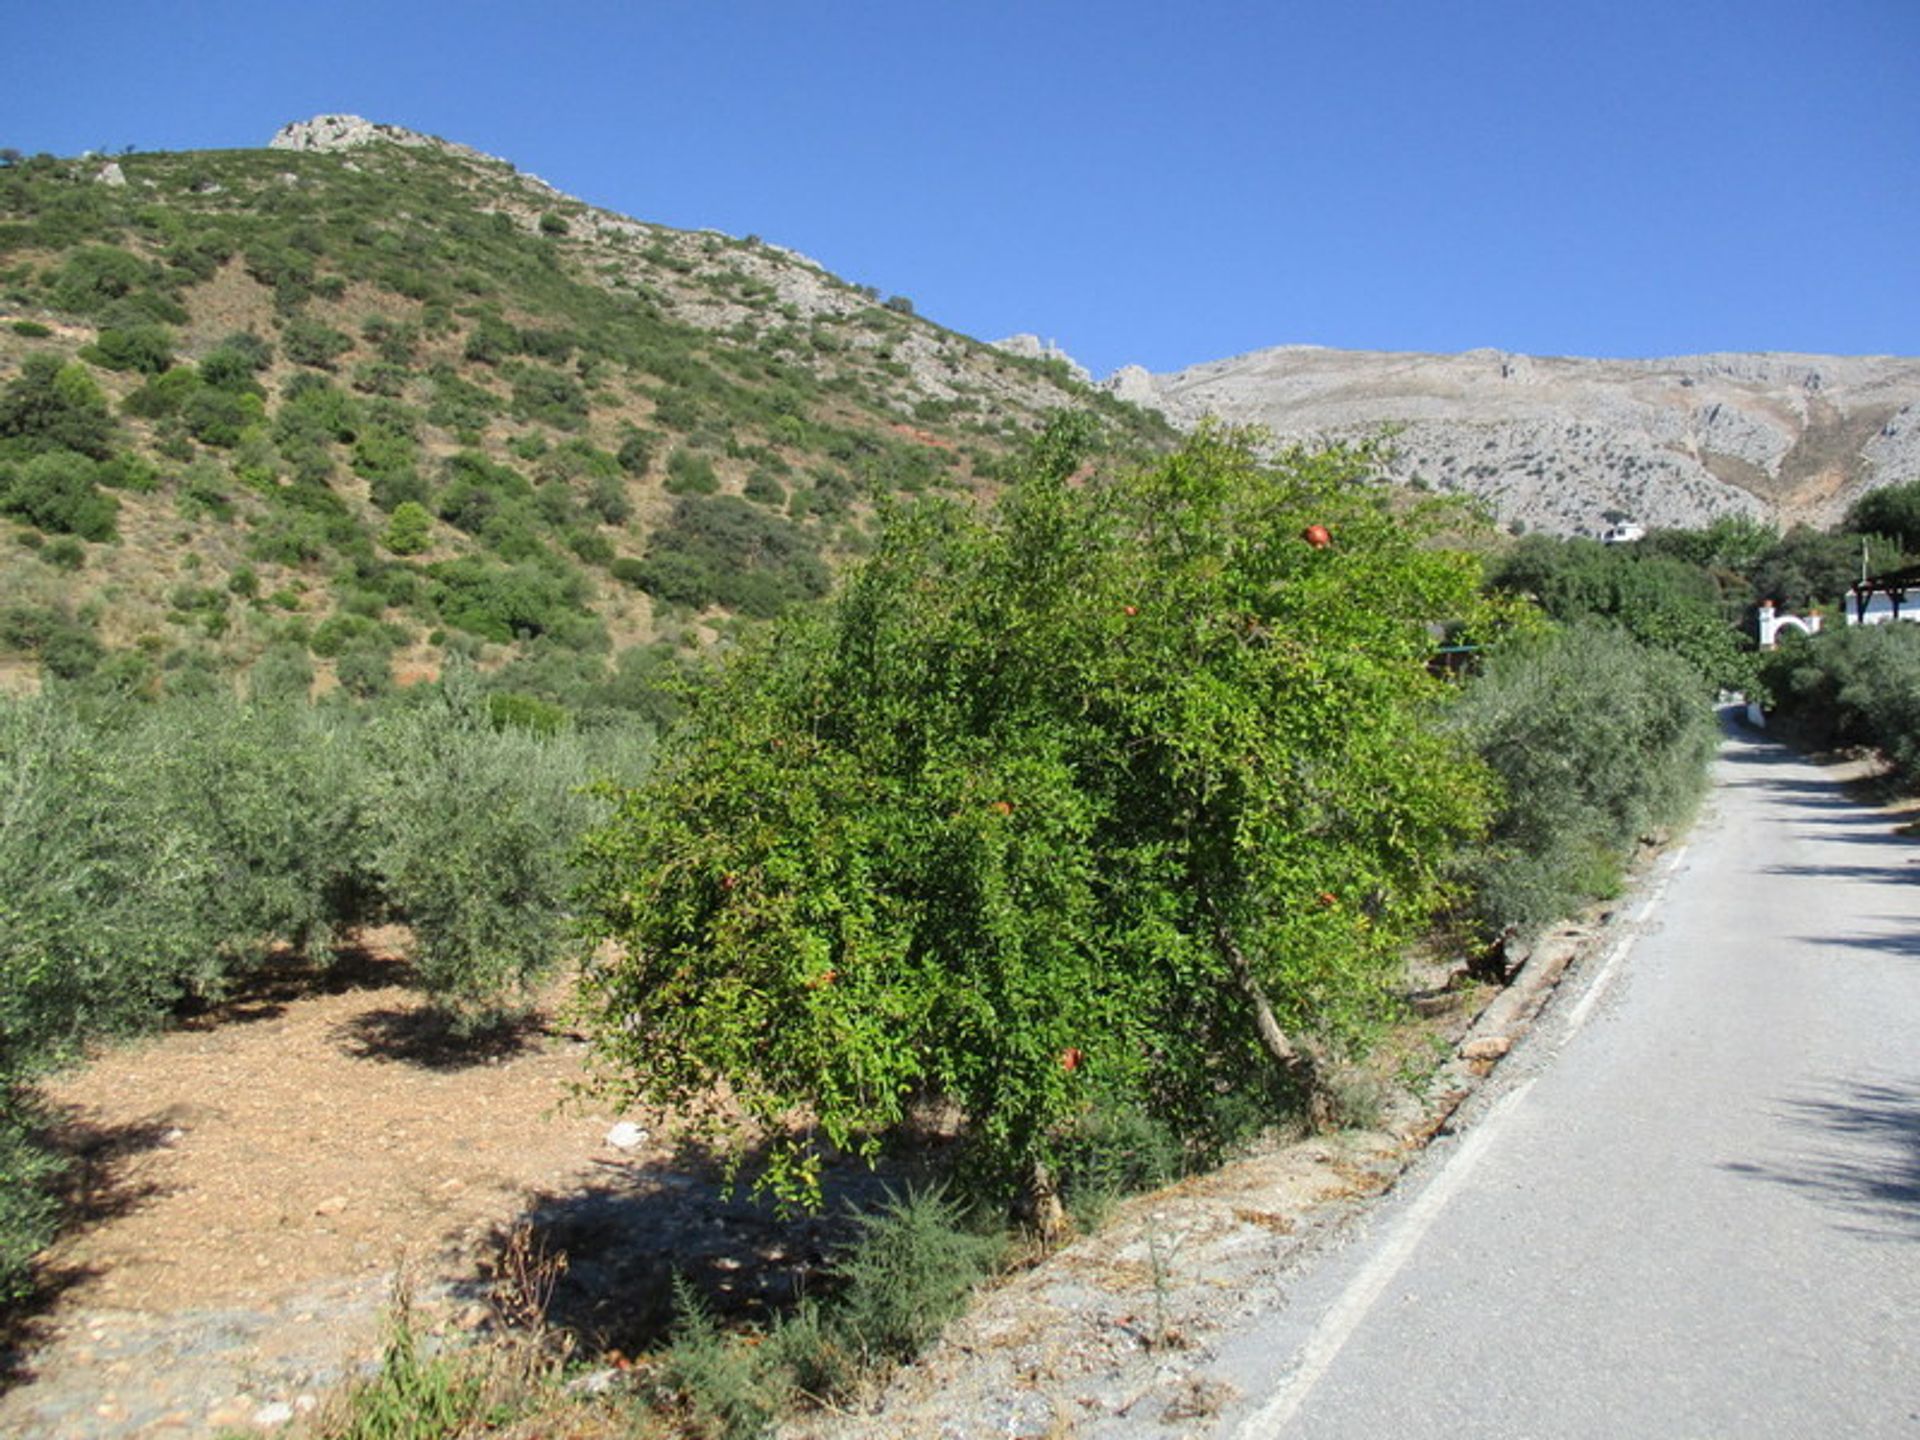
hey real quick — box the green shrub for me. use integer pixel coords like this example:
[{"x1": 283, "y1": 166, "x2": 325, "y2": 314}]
[
  {"x1": 742, "y1": 469, "x2": 786, "y2": 508},
  {"x1": 8, "y1": 320, "x2": 51, "y2": 338},
  {"x1": 830, "y1": 1185, "x2": 1001, "y2": 1365},
  {"x1": 49, "y1": 245, "x2": 150, "y2": 314},
  {"x1": 310, "y1": 612, "x2": 390, "y2": 658},
  {"x1": 41, "y1": 535, "x2": 85, "y2": 572},
  {"x1": 426, "y1": 558, "x2": 585, "y2": 644},
  {"x1": 665, "y1": 448, "x2": 719, "y2": 496},
  {"x1": 84, "y1": 323, "x2": 176, "y2": 374},
  {"x1": 0, "y1": 693, "x2": 212, "y2": 1076},
  {"x1": 123, "y1": 364, "x2": 203, "y2": 418},
  {"x1": 247, "y1": 643, "x2": 315, "y2": 703},
  {"x1": 123, "y1": 697, "x2": 382, "y2": 972},
  {"x1": 355, "y1": 425, "x2": 425, "y2": 510},
  {"x1": 437, "y1": 451, "x2": 530, "y2": 535},
  {"x1": 282, "y1": 317, "x2": 354, "y2": 371},
  {"x1": 200, "y1": 334, "x2": 273, "y2": 391},
  {"x1": 1448, "y1": 623, "x2": 1717, "y2": 938},
  {"x1": 383, "y1": 500, "x2": 433, "y2": 555},
  {"x1": 616, "y1": 430, "x2": 653, "y2": 476},
  {"x1": 585, "y1": 472, "x2": 631, "y2": 526},
  {"x1": 0, "y1": 449, "x2": 119, "y2": 540},
  {"x1": 660, "y1": 1277, "x2": 790, "y2": 1440},
  {"x1": 364, "y1": 671, "x2": 602, "y2": 1022},
  {"x1": 658, "y1": 1184, "x2": 1000, "y2": 1436},
  {"x1": 0, "y1": 1090, "x2": 62, "y2": 1303},
  {"x1": 0, "y1": 355, "x2": 117, "y2": 459},
  {"x1": 636, "y1": 494, "x2": 827, "y2": 618},
  {"x1": 182, "y1": 385, "x2": 262, "y2": 447},
  {"x1": 1489, "y1": 535, "x2": 1755, "y2": 689},
  {"x1": 578, "y1": 423, "x2": 1499, "y2": 1209},
  {"x1": 1759, "y1": 623, "x2": 1920, "y2": 783},
  {"x1": 318, "y1": 1285, "x2": 512, "y2": 1440},
  {"x1": 507, "y1": 364, "x2": 588, "y2": 431}
]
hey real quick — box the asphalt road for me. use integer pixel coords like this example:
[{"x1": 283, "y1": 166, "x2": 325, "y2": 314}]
[{"x1": 1207, "y1": 718, "x2": 1920, "y2": 1438}]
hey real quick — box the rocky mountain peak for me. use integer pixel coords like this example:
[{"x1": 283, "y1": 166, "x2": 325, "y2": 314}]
[
  {"x1": 1103, "y1": 344, "x2": 1920, "y2": 537},
  {"x1": 267, "y1": 114, "x2": 507, "y2": 170}
]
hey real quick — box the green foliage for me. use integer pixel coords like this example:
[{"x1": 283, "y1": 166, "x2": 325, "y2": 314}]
[
  {"x1": 48, "y1": 245, "x2": 151, "y2": 315},
  {"x1": 436, "y1": 450, "x2": 530, "y2": 534},
  {"x1": 200, "y1": 333, "x2": 273, "y2": 390},
  {"x1": 742, "y1": 468, "x2": 786, "y2": 508},
  {"x1": 0, "y1": 694, "x2": 211, "y2": 1077},
  {"x1": 123, "y1": 696, "x2": 382, "y2": 972},
  {"x1": 427, "y1": 556, "x2": 589, "y2": 644},
  {"x1": 1759, "y1": 623, "x2": 1920, "y2": 784},
  {"x1": 364, "y1": 672, "x2": 607, "y2": 1023},
  {"x1": 665, "y1": 447, "x2": 719, "y2": 496},
  {"x1": 122, "y1": 363, "x2": 202, "y2": 418},
  {"x1": 828, "y1": 1184, "x2": 1001, "y2": 1364},
  {"x1": 83, "y1": 322, "x2": 175, "y2": 374},
  {"x1": 0, "y1": 448, "x2": 119, "y2": 539},
  {"x1": 182, "y1": 384, "x2": 262, "y2": 447},
  {"x1": 1448, "y1": 623, "x2": 1717, "y2": 938},
  {"x1": 616, "y1": 429, "x2": 653, "y2": 476},
  {"x1": 247, "y1": 642, "x2": 315, "y2": 702},
  {"x1": 637, "y1": 494, "x2": 828, "y2": 618},
  {"x1": 577, "y1": 424, "x2": 1496, "y2": 1204},
  {"x1": 0, "y1": 355, "x2": 117, "y2": 459},
  {"x1": 318, "y1": 1288, "x2": 491, "y2": 1440},
  {"x1": 1489, "y1": 534, "x2": 1754, "y2": 689},
  {"x1": 1844, "y1": 479, "x2": 1920, "y2": 556},
  {"x1": 1747, "y1": 524, "x2": 1889, "y2": 614},
  {"x1": 383, "y1": 500, "x2": 433, "y2": 555},
  {"x1": 507, "y1": 363, "x2": 588, "y2": 430},
  {"x1": 660, "y1": 1276, "x2": 790, "y2": 1440},
  {"x1": 0, "y1": 1089, "x2": 61, "y2": 1303},
  {"x1": 660, "y1": 1185, "x2": 998, "y2": 1437},
  {"x1": 282, "y1": 317, "x2": 354, "y2": 371}
]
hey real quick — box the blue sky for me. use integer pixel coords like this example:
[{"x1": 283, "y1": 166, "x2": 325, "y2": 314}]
[{"x1": 4, "y1": 1, "x2": 1915, "y2": 377}]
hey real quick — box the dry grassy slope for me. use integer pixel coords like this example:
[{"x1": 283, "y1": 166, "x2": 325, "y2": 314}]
[
  {"x1": 1112, "y1": 344, "x2": 1920, "y2": 537},
  {"x1": 0, "y1": 119, "x2": 1168, "y2": 695}
]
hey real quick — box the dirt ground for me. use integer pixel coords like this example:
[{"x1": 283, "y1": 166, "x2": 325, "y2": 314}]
[
  {"x1": 0, "y1": 914, "x2": 1587, "y2": 1440},
  {"x1": 0, "y1": 934, "x2": 712, "y2": 1437}
]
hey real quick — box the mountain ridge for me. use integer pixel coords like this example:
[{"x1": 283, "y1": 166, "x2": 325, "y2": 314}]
[{"x1": 1103, "y1": 342, "x2": 1920, "y2": 536}]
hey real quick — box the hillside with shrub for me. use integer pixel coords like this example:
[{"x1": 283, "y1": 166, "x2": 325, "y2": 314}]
[{"x1": 0, "y1": 120, "x2": 1168, "y2": 707}]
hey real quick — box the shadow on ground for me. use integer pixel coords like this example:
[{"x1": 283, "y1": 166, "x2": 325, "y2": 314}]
[
  {"x1": 171, "y1": 942, "x2": 410, "y2": 1030},
  {"x1": 464, "y1": 1131, "x2": 962, "y2": 1359},
  {"x1": 331, "y1": 1005, "x2": 546, "y2": 1070},
  {"x1": 1723, "y1": 1075, "x2": 1920, "y2": 1241},
  {"x1": 0, "y1": 1108, "x2": 183, "y2": 1395}
]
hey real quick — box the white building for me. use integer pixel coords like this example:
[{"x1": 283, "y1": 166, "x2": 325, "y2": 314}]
[{"x1": 1756, "y1": 565, "x2": 1920, "y2": 649}]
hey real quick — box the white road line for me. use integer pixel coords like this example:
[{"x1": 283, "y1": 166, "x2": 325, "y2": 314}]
[
  {"x1": 1234, "y1": 1077, "x2": 1538, "y2": 1438},
  {"x1": 1561, "y1": 844, "x2": 1686, "y2": 1035},
  {"x1": 1236, "y1": 842, "x2": 1690, "y2": 1437}
]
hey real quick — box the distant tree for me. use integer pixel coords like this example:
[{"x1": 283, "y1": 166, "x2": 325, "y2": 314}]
[
  {"x1": 1489, "y1": 535, "x2": 1752, "y2": 689},
  {"x1": 0, "y1": 355, "x2": 117, "y2": 460},
  {"x1": 1844, "y1": 479, "x2": 1920, "y2": 557},
  {"x1": 1748, "y1": 525, "x2": 1892, "y2": 613}
]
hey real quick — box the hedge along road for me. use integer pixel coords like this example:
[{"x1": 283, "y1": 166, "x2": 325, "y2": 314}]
[{"x1": 1187, "y1": 714, "x2": 1920, "y2": 1439}]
